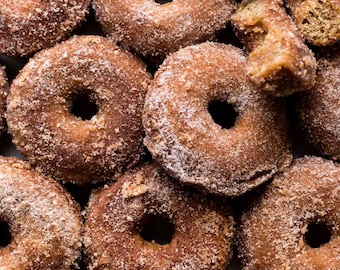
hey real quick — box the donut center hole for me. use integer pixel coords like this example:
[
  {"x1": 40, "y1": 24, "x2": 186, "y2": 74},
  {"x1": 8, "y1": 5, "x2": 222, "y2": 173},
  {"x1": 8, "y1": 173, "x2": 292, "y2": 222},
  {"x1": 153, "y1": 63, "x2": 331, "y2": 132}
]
[
  {"x1": 140, "y1": 215, "x2": 175, "y2": 245},
  {"x1": 208, "y1": 100, "x2": 238, "y2": 129},
  {"x1": 154, "y1": 0, "x2": 173, "y2": 4},
  {"x1": 70, "y1": 92, "x2": 98, "y2": 121},
  {"x1": 0, "y1": 221, "x2": 11, "y2": 248},
  {"x1": 304, "y1": 222, "x2": 331, "y2": 248}
]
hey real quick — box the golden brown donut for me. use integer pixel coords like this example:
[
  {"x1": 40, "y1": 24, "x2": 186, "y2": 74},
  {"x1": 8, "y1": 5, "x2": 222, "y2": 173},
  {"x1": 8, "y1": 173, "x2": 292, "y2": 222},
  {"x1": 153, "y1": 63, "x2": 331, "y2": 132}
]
[
  {"x1": 92, "y1": 0, "x2": 236, "y2": 58},
  {"x1": 0, "y1": 157, "x2": 82, "y2": 269},
  {"x1": 238, "y1": 157, "x2": 340, "y2": 269},
  {"x1": 297, "y1": 49, "x2": 340, "y2": 161},
  {"x1": 84, "y1": 163, "x2": 235, "y2": 270},
  {"x1": 231, "y1": 0, "x2": 317, "y2": 96},
  {"x1": 285, "y1": 0, "x2": 340, "y2": 46},
  {"x1": 143, "y1": 42, "x2": 292, "y2": 197},
  {"x1": 0, "y1": 66, "x2": 8, "y2": 134},
  {"x1": 0, "y1": 0, "x2": 90, "y2": 56},
  {"x1": 6, "y1": 35, "x2": 151, "y2": 184}
]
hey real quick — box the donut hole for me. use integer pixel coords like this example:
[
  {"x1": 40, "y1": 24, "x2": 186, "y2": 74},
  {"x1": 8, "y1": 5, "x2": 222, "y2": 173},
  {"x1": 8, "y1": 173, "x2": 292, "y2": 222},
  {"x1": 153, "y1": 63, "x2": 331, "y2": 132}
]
[
  {"x1": 208, "y1": 100, "x2": 238, "y2": 129},
  {"x1": 139, "y1": 214, "x2": 175, "y2": 245},
  {"x1": 0, "y1": 221, "x2": 11, "y2": 248},
  {"x1": 154, "y1": 0, "x2": 173, "y2": 4},
  {"x1": 304, "y1": 222, "x2": 331, "y2": 248},
  {"x1": 70, "y1": 91, "x2": 98, "y2": 121}
]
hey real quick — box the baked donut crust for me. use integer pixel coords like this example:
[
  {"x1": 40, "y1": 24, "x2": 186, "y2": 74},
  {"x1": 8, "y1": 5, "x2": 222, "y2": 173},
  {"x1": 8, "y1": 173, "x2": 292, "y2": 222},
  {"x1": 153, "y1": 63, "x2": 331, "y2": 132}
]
[
  {"x1": 297, "y1": 50, "x2": 340, "y2": 160},
  {"x1": 231, "y1": 0, "x2": 317, "y2": 96},
  {"x1": 286, "y1": 0, "x2": 340, "y2": 46},
  {"x1": 84, "y1": 163, "x2": 235, "y2": 270},
  {"x1": 92, "y1": 0, "x2": 236, "y2": 58},
  {"x1": 143, "y1": 42, "x2": 292, "y2": 197},
  {"x1": 0, "y1": 0, "x2": 90, "y2": 56},
  {"x1": 6, "y1": 35, "x2": 151, "y2": 184},
  {"x1": 0, "y1": 67, "x2": 8, "y2": 134},
  {"x1": 238, "y1": 157, "x2": 340, "y2": 269},
  {"x1": 0, "y1": 157, "x2": 82, "y2": 269}
]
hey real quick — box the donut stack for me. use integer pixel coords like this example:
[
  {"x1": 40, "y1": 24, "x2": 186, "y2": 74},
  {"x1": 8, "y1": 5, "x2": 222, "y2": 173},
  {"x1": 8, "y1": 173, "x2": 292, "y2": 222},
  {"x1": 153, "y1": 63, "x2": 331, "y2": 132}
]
[{"x1": 0, "y1": 0, "x2": 339, "y2": 269}]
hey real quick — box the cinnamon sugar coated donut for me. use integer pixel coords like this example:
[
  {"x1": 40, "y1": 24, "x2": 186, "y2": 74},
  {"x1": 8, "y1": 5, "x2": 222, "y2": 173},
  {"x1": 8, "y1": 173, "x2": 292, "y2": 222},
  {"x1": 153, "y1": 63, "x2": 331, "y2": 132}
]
[
  {"x1": 238, "y1": 157, "x2": 340, "y2": 269},
  {"x1": 92, "y1": 0, "x2": 236, "y2": 58},
  {"x1": 0, "y1": 67, "x2": 8, "y2": 134},
  {"x1": 6, "y1": 35, "x2": 151, "y2": 184},
  {"x1": 297, "y1": 50, "x2": 340, "y2": 160},
  {"x1": 285, "y1": 0, "x2": 340, "y2": 46},
  {"x1": 231, "y1": 0, "x2": 317, "y2": 96},
  {"x1": 143, "y1": 42, "x2": 292, "y2": 197},
  {"x1": 0, "y1": 0, "x2": 90, "y2": 56},
  {"x1": 84, "y1": 163, "x2": 235, "y2": 270},
  {"x1": 0, "y1": 157, "x2": 82, "y2": 269}
]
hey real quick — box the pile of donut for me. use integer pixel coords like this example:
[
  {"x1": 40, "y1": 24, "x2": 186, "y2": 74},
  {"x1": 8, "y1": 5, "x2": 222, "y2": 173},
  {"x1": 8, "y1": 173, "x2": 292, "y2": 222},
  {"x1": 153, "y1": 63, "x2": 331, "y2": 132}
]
[{"x1": 0, "y1": 0, "x2": 339, "y2": 269}]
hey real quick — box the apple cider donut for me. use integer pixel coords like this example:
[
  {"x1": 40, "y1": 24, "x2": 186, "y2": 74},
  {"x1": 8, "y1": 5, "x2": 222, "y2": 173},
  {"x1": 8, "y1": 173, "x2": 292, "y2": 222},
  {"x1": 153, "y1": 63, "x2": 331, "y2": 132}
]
[
  {"x1": 92, "y1": 0, "x2": 236, "y2": 58},
  {"x1": 231, "y1": 0, "x2": 317, "y2": 96},
  {"x1": 0, "y1": 0, "x2": 90, "y2": 56},
  {"x1": 6, "y1": 35, "x2": 151, "y2": 185},
  {"x1": 0, "y1": 67, "x2": 8, "y2": 134},
  {"x1": 143, "y1": 42, "x2": 292, "y2": 197},
  {"x1": 238, "y1": 157, "x2": 340, "y2": 269},
  {"x1": 297, "y1": 50, "x2": 340, "y2": 160},
  {"x1": 84, "y1": 163, "x2": 235, "y2": 270},
  {"x1": 0, "y1": 157, "x2": 82, "y2": 269},
  {"x1": 285, "y1": 0, "x2": 340, "y2": 46}
]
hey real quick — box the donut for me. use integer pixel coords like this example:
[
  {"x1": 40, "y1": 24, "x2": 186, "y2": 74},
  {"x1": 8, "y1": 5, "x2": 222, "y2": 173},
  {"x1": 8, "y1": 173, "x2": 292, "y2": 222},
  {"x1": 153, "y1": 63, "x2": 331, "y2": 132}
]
[
  {"x1": 84, "y1": 162, "x2": 235, "y2": 269},
  {"x1": 143, "y1": 42, "x2": 292, "y2": 197},
  {"x1": 0, "y1": 66, "x2": 8, "y2": 134},
  {"x1": 0, "y1": 157, "x2": 82, "y2": 269},
  {"x1": 6, "y1": 35, "x2": 152, "y2": 185},
  {"x1": 238, "y1": 157, "x2": 340, "y2": 269},
  {"x1": 92, "y1": 0, "x2": 236, "y2": 58},
  {"x1": 285, "y1": 0, "x2": 340, "y2": 46},
  {"x1": 231, "y1": 0, "x2": 317, "y2": 96},
  {"x1": 297, "y1": 49, "x2": 340, "y2": 161},
  {"x1": 0, "y1": 0, "x2": 90, "y2": 56}
]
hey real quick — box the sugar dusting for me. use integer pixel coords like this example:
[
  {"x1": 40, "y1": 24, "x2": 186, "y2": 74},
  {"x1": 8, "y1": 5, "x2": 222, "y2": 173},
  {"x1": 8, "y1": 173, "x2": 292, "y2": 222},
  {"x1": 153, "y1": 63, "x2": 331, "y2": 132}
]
[
  {"x1": 0, "y1": 67, "x2": 8, "y2": 135},
  {"x1": 231, "y1": 0, "x2": 317, "y2": 96},
  {"x1": 143, "y1": 42, "x2": 292, "y2": 197},
  {"x1": 6, "y1": 35, "x2": 152, "y2": 184},
  {"x1": 297, "y1": 50, "x2": 340, "y2": 160},
  {"x1": 0, "y1": 0, "x2": 90, "y2": 56},
  {"x1": 238, "y1": 157, "x2": 340, "y2": 269},
  {"x1": 84, "y1": 163, "x2": 235, "y2": 269},
  {"x1": 92, "y1": 0, "x2": 236, "y2": 58},
  {"x1": 0, "y1": 157, "x2": 83, "y2": 269}
]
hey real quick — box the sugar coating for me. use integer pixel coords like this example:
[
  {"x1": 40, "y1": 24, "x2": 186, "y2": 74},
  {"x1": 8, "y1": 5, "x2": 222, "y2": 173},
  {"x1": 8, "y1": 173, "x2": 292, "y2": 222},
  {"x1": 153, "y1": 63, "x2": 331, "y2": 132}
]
[
  {"x1": 0, "y1": 67, "x2": 8, "y2": 135},
  {"x1": 84, "y1": 163, "x2": 235, "y2": 270},
  {"x1": 232, "y1": 0, "x2": 317, "y2": 96},
  {"x1": 238, "y1": 157, "x2": 340, "y2": 269},
  {"x1": 92, "y1": 0, "x2": 236, "y2": 58},
  {"x1": 297, "y1": 50, "x2": 340, "y2": 160},
  {"x1": 143, "y1": 42, "x2": 292, "y2": 197},
  {"x1": 0, "y1": 157, "x2": 83, "y2": 269},
  {"x1": 0, "y1": 0, "x2": 90, "y2": 56},
  {"x1": 286, "y1": 0, "x2": 340, "y2": 46},
  {"x1": 6, "y1": 35, "x2": 152, "y2": 184}
]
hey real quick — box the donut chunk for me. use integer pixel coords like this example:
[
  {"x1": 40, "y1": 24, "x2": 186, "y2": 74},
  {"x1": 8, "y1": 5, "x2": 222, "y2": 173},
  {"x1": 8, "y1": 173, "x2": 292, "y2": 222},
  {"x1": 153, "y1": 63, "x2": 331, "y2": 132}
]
[
  {"x1": 297, "y1": 50, "x2": 340, "y2": 160},
  {"x1": 0, "y1": 0, "x2": 90, "y2": 56},
  {"x1": 0, "y1": 157, "x2": 82, "y2": 269},
  {"x1": 238, "y1": 157, "x2": 340, "y2": 269},
  {"x1": 232, "y1": 0, "x2": 317, "y2": 96},
  {"x1": 286, "y1": 0, "x2": 340, "y2": 46},
  {"x1": 0, "y1": 67, "x2": 8, "y2": 134},
  {"x1": 6, "y1": 35, "x2": 151, "y2": 184},
  {"x1": 143, "y1": 42, "x2": 292, "y2": 197},
  {"x1": 92, "y1": 0, "x2": 235, "y2": 58},
  {"x1": 84, "y1": 163, "x2": 235, "y2": 270}
]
